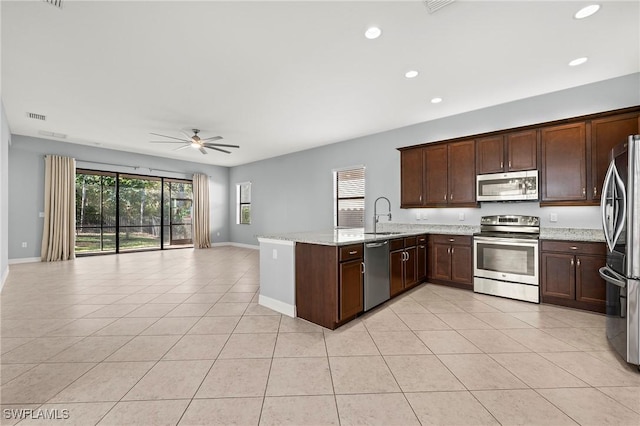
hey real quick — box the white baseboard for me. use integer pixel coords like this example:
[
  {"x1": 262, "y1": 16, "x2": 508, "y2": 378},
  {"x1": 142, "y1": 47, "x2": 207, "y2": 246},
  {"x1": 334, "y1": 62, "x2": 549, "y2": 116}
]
[
  {"x1": 8, "y1": 257, "x2": 40, "y2": 265},
  {"x1": 259, "y1": 294, "x2": 296, "y2": 318},
  {"x1": 0, "y1": 266, "x2": 9, "y2": 292},
  {"x1": 211, "y1": 242, "x2": 259, "y2": 250}
]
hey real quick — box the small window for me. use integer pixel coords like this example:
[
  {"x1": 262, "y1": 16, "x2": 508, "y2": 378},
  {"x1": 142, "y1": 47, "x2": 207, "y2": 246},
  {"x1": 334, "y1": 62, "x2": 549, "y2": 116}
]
[
  {"x1": 334, "y1": 167, "x2": 365, "y2": 228},
  {"x1": 237, "y1": 182, "x2": 251, "y2": 224}
]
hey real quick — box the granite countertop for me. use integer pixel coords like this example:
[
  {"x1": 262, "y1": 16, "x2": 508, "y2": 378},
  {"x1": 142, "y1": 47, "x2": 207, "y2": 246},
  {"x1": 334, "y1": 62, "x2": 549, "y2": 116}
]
[
  {"x1": 258, "y1": 224, "x2": 606, "y2": 245},
  {"x1": 539, "y1": 227, "x2": 605, "y2": 242},
  {"x1": 257, "y1": 224, "x2": 478, "y2": 246}
]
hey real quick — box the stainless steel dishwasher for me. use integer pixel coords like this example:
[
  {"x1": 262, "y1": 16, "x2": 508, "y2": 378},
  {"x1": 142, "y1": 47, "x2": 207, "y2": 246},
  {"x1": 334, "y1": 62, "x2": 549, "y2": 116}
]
[{"x1": 364, "y1": 240, "x2": 390, "y2": 311}]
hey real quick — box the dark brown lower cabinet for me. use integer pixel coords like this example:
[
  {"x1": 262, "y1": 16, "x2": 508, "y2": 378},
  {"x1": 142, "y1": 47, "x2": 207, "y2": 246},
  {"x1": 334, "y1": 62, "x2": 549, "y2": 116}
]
[
  {"x1": 428, "y1": 234, "x2": 473, "y2": 289},
  {"x1": 389, "y1": 237, "x2": 419, "y2": 297},
  {"x1": 295, "y1": 242, "x2": 363, "y2": 329},
  {"x1": 540, "y1": 240, "x2": 606, "y2": 313}
]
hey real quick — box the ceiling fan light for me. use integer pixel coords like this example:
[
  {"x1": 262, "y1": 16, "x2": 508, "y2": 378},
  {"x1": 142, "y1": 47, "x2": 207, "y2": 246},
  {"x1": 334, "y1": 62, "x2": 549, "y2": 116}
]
[{"x1": 191, "y1": 142, "x2": 200, "y2": 148}]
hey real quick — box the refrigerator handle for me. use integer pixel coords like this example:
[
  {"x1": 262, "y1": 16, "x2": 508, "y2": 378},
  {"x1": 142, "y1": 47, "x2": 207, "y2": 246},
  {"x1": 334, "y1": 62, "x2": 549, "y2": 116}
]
[
  {"x1": 612, "y1": 165, "x2": 627, "y2": 248},
  {"x1": 598, "y1": 266, "x2": 626, "y2": 289},
  {"x1": 601, "y1": 161, "x2": 615, "y2": 251}
]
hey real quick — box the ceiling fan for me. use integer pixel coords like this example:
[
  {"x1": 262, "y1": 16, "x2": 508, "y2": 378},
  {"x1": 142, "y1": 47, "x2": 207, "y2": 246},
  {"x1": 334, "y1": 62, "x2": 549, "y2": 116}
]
[{"x1": 150, "y1": 129, "x2": 239, "y2": 155}]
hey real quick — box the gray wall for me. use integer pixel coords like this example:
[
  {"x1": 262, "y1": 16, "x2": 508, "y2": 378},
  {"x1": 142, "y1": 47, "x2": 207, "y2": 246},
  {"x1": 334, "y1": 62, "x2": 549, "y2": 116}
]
[
  {"x1": 229, "y1": 73, "x2": 640, "y2": 246},
  {"x1": 1, "y1": 102, "x2": 10, "y2": 287},
  {"x1": 8, "y1": 136, "x2": 230, "y2": 260}
]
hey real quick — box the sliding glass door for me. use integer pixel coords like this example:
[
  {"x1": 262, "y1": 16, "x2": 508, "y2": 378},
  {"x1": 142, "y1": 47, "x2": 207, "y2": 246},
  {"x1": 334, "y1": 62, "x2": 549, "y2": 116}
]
[
  {"x1": 118, "y1": 175, "x2": 162, "y2": 252},
  {"x1": 75, "y1": 171, "x2": 116, "y2": 254},
  {"x1": 75, "y1": 170, "x2": 193, "y2": 255},
  {"x1": 163, "y1": 180, "x2": 193, "y2": 247}
]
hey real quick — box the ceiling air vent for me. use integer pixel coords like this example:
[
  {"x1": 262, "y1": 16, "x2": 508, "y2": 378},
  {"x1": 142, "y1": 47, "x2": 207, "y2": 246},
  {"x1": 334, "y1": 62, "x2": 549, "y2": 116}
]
[
  {"x1": 424, "y1": 0, "x2": 455, "y2": 14},
  {"x1": 27, "y1": 112, "x2": 47, "y2": 121},
  {"x1": 43, "y1": 0, "x2": 63, "y2": 9}
]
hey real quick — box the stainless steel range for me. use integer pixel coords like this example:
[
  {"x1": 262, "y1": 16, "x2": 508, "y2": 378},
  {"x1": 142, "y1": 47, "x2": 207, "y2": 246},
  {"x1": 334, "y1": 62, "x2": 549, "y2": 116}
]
[{"x1": 473, "y1": 215, "x2": 540, "y2": 303}]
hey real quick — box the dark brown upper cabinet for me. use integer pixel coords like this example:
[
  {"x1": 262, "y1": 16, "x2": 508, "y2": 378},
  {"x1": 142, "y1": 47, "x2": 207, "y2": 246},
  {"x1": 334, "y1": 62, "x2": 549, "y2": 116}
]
[
  {"x1": 540, "y1": 122, "x2": 587, "y2": 204},
  {"x1": 590, "y1": 113, "x2": 640, "y2": 201},
  {"x1": 476, "y1": 130, "x2": 537, "y2": 175},
  {"x1": 400, "y1": 148, "x2": 424, "y2": 207},
  {"x1": 422, "y1": 140, "x2": 476, "y2": 207}
]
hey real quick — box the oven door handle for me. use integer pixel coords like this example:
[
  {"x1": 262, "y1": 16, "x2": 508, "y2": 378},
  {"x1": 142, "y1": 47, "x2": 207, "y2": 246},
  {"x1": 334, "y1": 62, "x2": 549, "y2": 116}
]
[
  {"x1": 598, "y1": 266, "x2": 626, "y2": 289},
  {"x1": 473, "y1": 236, "x2": 538, "y2": 245}
]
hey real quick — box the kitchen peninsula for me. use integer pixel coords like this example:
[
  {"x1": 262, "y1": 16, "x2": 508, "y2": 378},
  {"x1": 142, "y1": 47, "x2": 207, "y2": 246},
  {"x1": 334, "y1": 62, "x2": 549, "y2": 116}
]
[{"x1": 257, "y1": 225, "x2": 477, "y2": 329}]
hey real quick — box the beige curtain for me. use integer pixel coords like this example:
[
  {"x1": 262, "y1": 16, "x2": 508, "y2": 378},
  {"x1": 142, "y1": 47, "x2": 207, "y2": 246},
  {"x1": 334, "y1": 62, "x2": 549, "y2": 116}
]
[
  {"x1": 41, "y1": 155, "x2": 76, "y2": 262},
  {"x1": 192, "y1": 173, "x2": 211, "y2": 248}
]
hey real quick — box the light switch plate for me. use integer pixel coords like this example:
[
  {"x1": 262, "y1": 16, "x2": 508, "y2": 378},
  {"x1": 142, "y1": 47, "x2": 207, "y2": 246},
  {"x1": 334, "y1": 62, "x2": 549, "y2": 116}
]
[
  {"x1": 272, "y1": 249, "x2": 278, "y2": 260},
  {"x1": 458, "y1": 212, "x2": 465, "y2": 221},
  {"x1": 550, "y1": 213, "x2": 558, "y2": 223}
]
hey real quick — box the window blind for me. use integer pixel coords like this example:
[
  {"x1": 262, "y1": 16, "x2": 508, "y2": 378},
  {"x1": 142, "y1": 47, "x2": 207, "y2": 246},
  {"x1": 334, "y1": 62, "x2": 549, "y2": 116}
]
[{"x1": 336, "y1": 168, "x2": 365, "y2": 228}]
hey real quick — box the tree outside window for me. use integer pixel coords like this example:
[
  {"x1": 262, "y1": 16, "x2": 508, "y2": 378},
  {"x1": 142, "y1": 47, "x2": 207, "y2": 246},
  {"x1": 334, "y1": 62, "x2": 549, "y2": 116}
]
[{"x1": 238, "y1": 182, "x2": 251, "y2": 224}]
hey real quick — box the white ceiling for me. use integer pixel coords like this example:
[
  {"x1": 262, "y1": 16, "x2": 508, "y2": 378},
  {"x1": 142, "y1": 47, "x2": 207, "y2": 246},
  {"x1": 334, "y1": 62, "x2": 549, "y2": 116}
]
[{"x1": 2, "y1": 1, "x2": 639, "y2": 167}]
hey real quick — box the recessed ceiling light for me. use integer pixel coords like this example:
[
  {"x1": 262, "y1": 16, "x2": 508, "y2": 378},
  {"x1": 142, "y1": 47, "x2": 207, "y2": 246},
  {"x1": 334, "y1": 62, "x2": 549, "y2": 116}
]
[
  {"x1": 569, "y1": 57, "x2": 588, "y2": 66},
  {"x1": 364, "y1": 27, "x2": 382, "y2": 39},
  {"x1": 405, "y1": 70, "x2": 419, "y2": 79},
  {"x1": 431, "y1": 97, "x2": 443, "y2": 104},
  {"x1": 574, "y1": 4, "x2": 600, "y2": 19}
]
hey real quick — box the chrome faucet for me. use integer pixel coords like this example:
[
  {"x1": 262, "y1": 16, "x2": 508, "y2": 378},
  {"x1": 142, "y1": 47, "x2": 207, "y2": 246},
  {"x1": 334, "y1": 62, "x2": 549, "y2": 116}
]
[{"x1": 373, "y1": 196, "x2": 392, "y2": 234}]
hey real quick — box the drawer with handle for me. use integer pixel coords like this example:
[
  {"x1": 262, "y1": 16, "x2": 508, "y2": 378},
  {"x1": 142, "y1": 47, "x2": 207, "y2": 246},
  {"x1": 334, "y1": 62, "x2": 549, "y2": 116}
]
[
  {"x1": 540, "y1": 240, "x2": 605, "y2": 255},
  {"x1": 430, "y1": 234, "x2": 472, "y2": 245},
  {"x1": 339, "y1": 244, "x2": 364, "y2": 261}
]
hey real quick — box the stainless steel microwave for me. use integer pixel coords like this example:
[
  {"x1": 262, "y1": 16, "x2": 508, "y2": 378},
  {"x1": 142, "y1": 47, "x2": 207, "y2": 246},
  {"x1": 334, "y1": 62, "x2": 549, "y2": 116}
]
[{"x1": 476, "y1": 170, "x2": 538, "y2": 202}]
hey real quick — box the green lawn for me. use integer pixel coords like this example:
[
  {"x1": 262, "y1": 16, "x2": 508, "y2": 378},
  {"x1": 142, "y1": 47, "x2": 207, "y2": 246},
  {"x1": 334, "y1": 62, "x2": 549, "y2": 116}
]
[{"x1": 76, "y1": 232, "x2": 160, "y2": 253}]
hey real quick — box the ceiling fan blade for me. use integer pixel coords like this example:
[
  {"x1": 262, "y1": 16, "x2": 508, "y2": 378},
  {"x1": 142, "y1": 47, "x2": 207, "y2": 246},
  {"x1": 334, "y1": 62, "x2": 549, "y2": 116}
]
[
  {"x1": 199, "y1": 147, "x2": 208, "y2": 155},
  {"x1": 201, "y1": 136, "x2": 223, "y2": 142},
  {"x1": 203, "y1": 142, "x2": 240, "y2": 148},
  {"x1": 204, "y1": 146, "x2": 231, "y2": 154},
  {"x1": 173, "y1": 144, "x2": 191, "y2": 151},
  {"x1": 150, "y1": 141, "x2": 184, "y2": 144},
  {"x1": 150, "y1": 132, "x2": 189, "y2": 142}
]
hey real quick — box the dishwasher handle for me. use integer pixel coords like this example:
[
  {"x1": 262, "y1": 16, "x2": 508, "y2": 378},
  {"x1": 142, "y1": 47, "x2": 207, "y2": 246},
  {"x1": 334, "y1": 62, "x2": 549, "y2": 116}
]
[{"x1": 365, "y1": 241, "x2": 389, "y2": 248}]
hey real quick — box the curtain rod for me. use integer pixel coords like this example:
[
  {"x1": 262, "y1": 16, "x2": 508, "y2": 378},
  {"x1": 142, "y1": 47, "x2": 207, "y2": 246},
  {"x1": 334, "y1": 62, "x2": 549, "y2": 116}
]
[{"x1": 45, "y1": 156, "x2": 197, "y2": 177}]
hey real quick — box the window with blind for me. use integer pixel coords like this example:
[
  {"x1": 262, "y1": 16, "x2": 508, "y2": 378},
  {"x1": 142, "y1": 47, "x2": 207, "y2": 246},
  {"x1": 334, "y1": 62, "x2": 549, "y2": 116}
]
[{"x1": 335, "y1": 167, "x2": 365, "y2": 228}]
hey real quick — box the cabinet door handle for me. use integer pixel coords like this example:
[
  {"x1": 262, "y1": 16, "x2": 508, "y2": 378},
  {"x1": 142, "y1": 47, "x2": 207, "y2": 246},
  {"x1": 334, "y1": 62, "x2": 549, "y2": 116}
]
[
  {"x1": 508, "y1": 160, "x2": 512, "y2": 169},
  {"x1": 447, "y1": 247, "x2": 451, "y2": 254},
  {"x1": 569, "y1": 246, "x2": 578, "y2": 250},
  {"x1": 349, "y1": 250, "x2": 357, "y2": 255},
  {"x1": 593, "y1": 186, "x2": 597, "y2": 197},
  {"x1": 576, "y1": 258, "x2": 581, "y2": 267},
  {"x1": 582, "y1": 187, "x2": 586, "y2": 197},
  {"x1": 444, "y1": 194, "x2": 447, "y2": 201},
  {"x1": 449, "y1": 238, "x2": 455, "y2": 242},
  {"x1": 571, "y1": 258, "x2": 574, "y2": 266},
  {"x1": 361, "y1": 262, "x2": 365, "y2": 274},
  {"x1": 406, "y1": 251, "x2": 410, "y2": 261},
  {"x1": 450, "y1": 193, "x2": 453, "y2": 200},
  {"x1": 451, "y1": 247, "x2": 455, "y2": 254},
  {"x1": 500, "y1": 161, "x2": 503, "y2": 169},
  {"x1": 419, "y1": 194, "x2": 422, "y2": 202}
]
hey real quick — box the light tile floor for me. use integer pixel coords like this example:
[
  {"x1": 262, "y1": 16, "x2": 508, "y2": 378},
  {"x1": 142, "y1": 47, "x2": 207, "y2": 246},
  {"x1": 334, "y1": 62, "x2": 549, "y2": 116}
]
[{"x1": 1, "y1": 247, "x2": 639, "y2": 425}]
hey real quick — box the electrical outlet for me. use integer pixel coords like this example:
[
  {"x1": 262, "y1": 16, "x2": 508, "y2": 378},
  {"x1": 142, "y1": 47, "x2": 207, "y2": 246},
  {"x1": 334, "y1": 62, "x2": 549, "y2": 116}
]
[
  {"x1": 550, "y1": 213, "x2": 558, "y2": 223},
  {"x1": 39, "y1": 212, "x2": 45, "y2": 218},
  {"x1": 272, "y1": 249, "x2": 278, "y2": 260},
  {"x1": 21, "y1": 242, "x2": 27, "y2": 248},
  {"x1": 415, "y1": 212, "x2": 421, "y2": 221},
  {"x1": 458, "y1": 212, "x2": 465, "y2": 221}
]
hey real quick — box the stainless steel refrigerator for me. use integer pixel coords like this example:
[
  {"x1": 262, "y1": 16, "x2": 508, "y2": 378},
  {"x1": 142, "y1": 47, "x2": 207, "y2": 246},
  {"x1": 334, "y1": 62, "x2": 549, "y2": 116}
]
[{"x1": 600, "y1": 134, "x2": 640, "y2": 368}]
